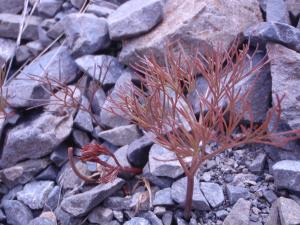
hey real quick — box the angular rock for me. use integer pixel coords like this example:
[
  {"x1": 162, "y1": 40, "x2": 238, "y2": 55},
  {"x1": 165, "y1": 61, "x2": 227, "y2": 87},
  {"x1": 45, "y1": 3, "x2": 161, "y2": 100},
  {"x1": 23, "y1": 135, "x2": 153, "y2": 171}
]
[
  {"x1": 267, "y1": 44, "x2": 300, "y2": 130},
  {"x1": 0, "y1": 158, "x2": 50, "y2": 187},
  {"x1": 266, "y1": 0, "x2": 290, "y2": 23},
  {"x1": 263, "y1": 190, "x2": 277, "y2": 204},
  {"x1": 244, "y1": 22, "x2": 300, "y2": 54},
  {"x1": 1, "y1": 185, "x2": 23, "y2": 204},
  {"x1": 87, "y1": 81, "x2": 106, "y2": 115},
  {"x1": 272, "y1": 160, "x2": 300, "y2": 192},
  {"x1": 75, "y1": 55, "x2": 124, "y2": 88},
  {"x1": 148, "y1": 144, "x2": 184, "y2": 179},
  {"x1": 0, "y1": 0, "x2": 24, "y2": 13},
  {"x1": 2, "y1": 200, "x2": 33, "y2": 225},
  {"x1": 124, "y1": 217, "x2": 151, "y2": 225},
  {"x1": 139, "y1": 211, "x2": 163, "y2": 225},
  {"x1": 97, "y1": 124, "x2": 142, "y2": 146},
  {"x1": 28, "y1": 217, "x2": 56, "y2": 225},
  {"x1": 72, "y1": 129, "x2": 90, "y2": 147},
  {"x1": 248, "y1": 153, "x2": 267, "y2": 174},
  {"x1": 17, "y1": 181, "x2": 54, "y2": 209},
  {"x1": 6, "y1": 46, "x2": 78, "y2": 108},
  {"x1": 0, "y1": 14, "x2": 42, "y2": 40},
  {"x1": 44, "y1": 185, "x2": 60, "y2": 211},
  {"x1": 277, "y1": 197, "x2": 300, "y2": 225},
  {"x1": 265, "y1": 201, "x2": 281, "y2": 225},
  {"x1": 286, "y1": 0, "x2": 300, "y2": 17},
  {"x1": 0, "y1": 112, "x2": 73, "y2": 168},
  {"x1": 226, "y1": 184, "x2": 250, "y2": 205},
  {"x1": 200, "y1": 182, "x2": 224, "y2": 208},
  {"x1": 171, "y1": 177, "x2": 210, "y2": 210},
  {"x1": 87, "y1": 3, "x2": 116, "y2": 18},
  {"x1": 88, "y1": 206, "x2": 113, "y2": 225},
  {"x1": 108, "y1": 0, "x2": 164, "y2": 40},
  {"x1": 38, "y1": 0, "x2": 63, "y2": 17},
  {"x1": 61, "y1": 178, "x2": 125, "y2": 216},
  {"x1": 0, "y1": 38, "x2": 15, "y2": 62},
  {"x1": 63, "y1": 13, "x2": 110, "y2": 57},
  {"x1": 54, "y1": 206, "x2": 82, "y2": 225},
  {"x1": 35, "y1": 165, "x2": 58, "y2": 181},
  {"x1": 223, "y1": 198, "x2": 251, "y2": 225},
  {"x1": 153, "y1": 188, "x2": 174, "y2": 206},
  {"x1": 50, "y1": 143, "x2": 69, "y2": 167},
  {"x1": 127, "y1": 134, "x2": 153, "y2": 167},
  {"x1": 74, "y1": 96, "x2": 94, "y2": 133},
  {"x1": 119, "y1": 0, "x2": 262, "y2": 65},
  {"x1": 70, "y1": 0, "x2": 85, "y2": 8}
]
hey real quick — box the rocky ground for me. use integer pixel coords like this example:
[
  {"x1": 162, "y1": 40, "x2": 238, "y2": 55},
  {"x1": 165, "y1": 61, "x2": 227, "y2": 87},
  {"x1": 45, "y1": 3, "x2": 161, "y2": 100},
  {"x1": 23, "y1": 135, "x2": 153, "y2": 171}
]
[{"x1": 0, "y1": 0, "x2": 300, "y2": 225}]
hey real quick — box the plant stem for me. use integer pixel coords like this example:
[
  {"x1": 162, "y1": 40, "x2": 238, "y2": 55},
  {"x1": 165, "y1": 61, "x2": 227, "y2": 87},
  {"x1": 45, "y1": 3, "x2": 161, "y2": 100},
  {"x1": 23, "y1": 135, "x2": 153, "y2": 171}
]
[{"x1": 184, "y1": 175, "x2": 194, "y2": 220}]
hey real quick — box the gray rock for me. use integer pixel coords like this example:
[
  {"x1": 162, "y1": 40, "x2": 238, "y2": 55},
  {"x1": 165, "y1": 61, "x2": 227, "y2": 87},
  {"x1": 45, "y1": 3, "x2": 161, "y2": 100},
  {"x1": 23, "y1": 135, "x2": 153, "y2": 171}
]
[
  {"x1": 70, "y1": 0, "x2": 85, "y2": 8},
  {"x1": 54, "y1": 206, "x2": 82, "y2": 225},
  {"x1": 265, "y1": 201, "x2": 281, "y2": 225},
  {"x1": 35, "y1": 165, "x2": 58, "y2": 181},
  {"x1": 72, "y1": 129, "x2": 90, "y2": 147},
  {"x1": 17, "y1": 181, "x2": 54, "y2": 209},
  {"x1": 50, "y1": 143, "x2": 69, "y2": 167},
  {"x1": 263, "y1": 190, "x2": 277, "y2": 204},
  {"x1": 171, "y1": 177, "x2": 210, "y2": 210},
  {"x1": 2, "y1": 200, "x2": 33, "y2": 225},
  {"x1": 216, "y1": 210, "x2": 228, "y2": 220},
  {"x1": 44, "y1": 185, "x2": 60, "y2": 211},
  {"x1": 267, "y1": 44, "x2": 300, "y2": 130},
  {"x1": 88, "y1": 207, "x2": 113, "y2": 225},
  {"x1": 61, "y1": 178, "x2": 125, "y2": 216},
  {"x1": 162, "y1": 211, "x2": 173, "y2": 225},
  {"x1": 103, "y1": 196, "x2": 135, "y2": 211},
  {"x1": 63, "y1": 13, "x2": 110, "y2": 57},
  {"x1": 28, "y1": 217, "x2": 56, "y2": 225},
  {"x1": 200, "y1": 182, "x2": 224, "y2": 208},
  {"x1": 244, "y1": 22, "x2": 300, "y2": 54},
  {"x1": 0, "y1": 209, "x2": 5, "y2": 221},
  {"x1": 0, "y1": 13, "x2": 42, "y2": 40},
  {"x1": 0, "y1": 38, "x2": 15, "y2": 62},
  {"x1": 26, "y1": 40, "x2": 43, "y2": 57},
  {"x1": 74, "y1": 96, "x2": 94, "y2": 133},
  {"x1": 286, "y1": 0, "x2": 300, "y2": 17},
  {"x1": 0, "y1": 0, "x2": 24, "y2": 13},
  {"x1": 277, "y1": 197, "x2": 300, "y2": 225},
  {"x1": 119, "y1": 0, "x2": 262, "y2": 65},
  {"x1": 226, "y1": 184, "x2": 250, "y2": 205},
  {"x1": 266, "y1": 0, "x2": 290, "y2": 23},
  {"x1": 127, "y1": 134, "x2": 153, "y2": 168},
  {"x1": 6, "y1": 46, "x2": 78, "y2": 108},
  {"x1": 248, "y1": 153, "x2": 267, "y2": 174},
  {"x1": 153, "y1": 188, "x2": 174, "y2": 206},
  {"x1": 87, "y1": 81, "x2": 106, "y2": 115},
  {"x1": 15, "y1": 45, "x2": 33, "y2": 63},
  {"x1": 38, "y1": 0, "x2": 63, "y2": 17},
  {"x1": 148, "y1": 144, "x2": 184, "y2": 179},
  {"x1": 1, "y1": 185, "x2": 23, "y2": 204},
  {"x1": 87, "y1": 3, "x2": 116, "y2": 18},
  {"x1": 223, "y1": 198, "x2": 251, "y2": 225},
  {"x1": 75, "y1": 55, "x2": 124, "y2": 88},
  {"x1": 139, "y1": 211, "x2": 163, "y2": 225},
  {"x1": 272, "y1": 160, "x2": 300, "y2": 192},
  {"x1": 97, "y1": 125, "x2": 141, "y2": 146},
  {"x1": 108, "y1": 0, "x2": 164, "y2": 40},
  {"x1": 0, "y1": 112, "x2": 73, "y2": 168},
  {"x1": 124, "y1": 217, "x2": 151, "y2": 225},
  {"x1": 0, "y1": 158, "x2": 50, "y2": 187}
]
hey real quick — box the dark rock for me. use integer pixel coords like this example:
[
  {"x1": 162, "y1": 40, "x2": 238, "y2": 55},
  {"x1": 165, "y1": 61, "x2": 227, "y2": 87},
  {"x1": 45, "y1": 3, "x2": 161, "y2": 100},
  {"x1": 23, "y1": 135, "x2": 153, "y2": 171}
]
[
  {"x1": 0, "y1": 209, "x2": 5, "y2": 221},
  {"x1": 36, "y1": 165, "x2": 58, "y2": 181},
  {"x1": 266, "y1": 0, "x2": 290, "y2": 23},
  {"x1": 124, "y1": 217, "x2": 151, "y2": 225},
  {"x1": 61, "y1": 178, "x2": 125, "y2": 216},
  {"x1": 107, "y1": 0, "x2": 164, "y2": 40},
  {"x1": 38, "y1": 0, "x2": 63, "y2": 17},
  {"x1": 223, "y1": 198, "x2": 251, "y2": 225},
  {"x1": 50, "y1": 143, "x2": 69, "y2": 167},
  {"x1": 200, "y1": 182, "x2": 224, "y2": 208},
  {"x1": 0, "y1": 0, "x2": 24, "y2": 13},
  {"x1": 262, "y1": 190, "x2": 277, "y2": 204},
  {"x1": 88, "y1": 206, "x2": 113, "y2": 224},
  {"x1": 226, "y1": 184, "x2": 250, "y2": 205},
  {"x1": 2, "y1": 200, "x2": 33, "y2": 225},
  {"x1": 153, "y1": 188, "x2": 174, "y2": 206}
]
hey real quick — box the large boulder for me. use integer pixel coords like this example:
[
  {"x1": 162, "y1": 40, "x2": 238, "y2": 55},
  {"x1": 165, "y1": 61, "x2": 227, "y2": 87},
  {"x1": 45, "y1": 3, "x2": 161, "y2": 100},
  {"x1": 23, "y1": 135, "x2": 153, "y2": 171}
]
[{"x1": 119, "y1": 0, "x2": 262, "y2": 65}]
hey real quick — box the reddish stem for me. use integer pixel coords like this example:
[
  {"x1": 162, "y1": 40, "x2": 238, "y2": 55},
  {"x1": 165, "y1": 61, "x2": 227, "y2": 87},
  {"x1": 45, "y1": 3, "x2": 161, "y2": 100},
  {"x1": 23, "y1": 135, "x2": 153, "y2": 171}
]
[{"x1": 184, "y1": 175, "x2": 194, "y2": 220}]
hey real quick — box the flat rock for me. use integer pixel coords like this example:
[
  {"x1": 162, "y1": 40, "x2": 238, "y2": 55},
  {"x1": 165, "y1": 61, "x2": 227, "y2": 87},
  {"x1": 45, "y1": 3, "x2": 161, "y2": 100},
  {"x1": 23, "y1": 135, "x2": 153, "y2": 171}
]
[
  {"x1": 153, "y1": 188, "x2": 174, "y2": 206},
  {"x1": 171, "y1": 177, "x2": 210, "y2": 210},
  {"x1": 124, "y1": 217, "x2": 151, "y2": 225},
  {"x1": 266, "y1": 0, "x2": 290, "y2": 23},
  {"x1": 267, "y1": 44, "x2": 300, "y2": 130},
  {"x1": 2, "y1": 200, "x2": 33, "y2": 225},
  {"x1": 248, "y1": 153, "x2": 267, "y2": 174},
  {"x1": 0, "y1": 0, "x2": 24, "y2": 13},
  {"x1": 63, "y1": 13, "x2": 110, "y2": 57},
  {"x1": 72, "y1": 129, "x2": 91, "y2": 147},
  {"x1": 223, "y1": 198, "x2": 251, "y2": 225},
  {"x1": 87, "y1": 81, "x2": 106, "y2": 115},
  {"x1": 38, "y1": 0, "x2": 63, "y2": 17},
  {"x1": 200, "y1": 182, "x2": 224, "y2": 208},
  {"x1": 277, "y1": 197, "x2": 300, "y2": 225},
  {"x1": 0, "y1": 38, "x2": 15, "y2": 62},
  {"x1": 17, "y1": 181, "x2": 54, "y2": 209},
  {"x1": 0, "y1": 13, "x2": 42, "y2": 40},
  {"x1": 108, "y1": 0, "x2": 164, "y2": 40},
  {"x1": 272, "y1": 160, "x2": 300, "y2": 192},
  {"x1": 74, "y1": 96, "x2": 94, "y2": 133},
  {"x1": 97, "y1": 124, "x2": 141, "y2": 146},
  {"x1": 0, "y1": 112, "x2": 73, "y2": 168},
  {"x1": 226, "y1": 184, "x2": 250, "y2": 205},
  {"x1": 119, "y1": 0, "x2": 262, "y2": 65},
  {"x1": 61, "y1": 178, "x2": 125, "y2": 216},
  {"x1": 88, "y1": 206, "x2": 113, "y2": 225}
]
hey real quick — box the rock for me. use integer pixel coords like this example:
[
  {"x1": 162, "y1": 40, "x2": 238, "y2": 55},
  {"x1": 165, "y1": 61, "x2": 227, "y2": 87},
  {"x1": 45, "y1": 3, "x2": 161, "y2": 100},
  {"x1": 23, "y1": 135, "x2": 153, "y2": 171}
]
[
  {"x1": 61, "y1": 178, "x2": 125, "y2": 216},
  {"x1": 153, "y1": 188, "x2": 174, "y2": 206},
  {"x1": 44, "y1": 186, "x2": 60, "y2": 211},
  {"x1": 267, "y1": 44, "x2": 300, "y2": 130},
  {"x1": 263, "y1": 190, "x2": 277, "y2": 204},
  {"x1": 0, "y1": 38, "x2": 15, "y2": 62},
  {"x1": 0, "y1": 112, "x2": 73, "y2": 168},
  {"x1": 74, "y1": 96, "x2": 94, "y2": 133},
  {"x1": 0, "y1": 0, "x2": 24, "y2": 13},
  {"x1": 119, "y1": 0, "x2": 262, "y2": 65},
  {"x1": 38, "y1": 0, "x2": 63, "y2": 17},
  {"x1": 88, "y1": 206, "x2": 113, "y2": 225},
  {"x1": 127, "y1": 134, "x2": 153, "y2": 168},
  {"x1": 103, "y1": 196, "x2": 135, "y2": 211},
  {"x1": 272, "y1": 160, "x2": 300, "y2": 192},
  {"x1": 286, "y1": 0, "x2": 300, "y2": 17},
  {"x1": 0, "y1": 13, "x2": 42, "y2": 40},
  {"x1": 70, "y1": 0, "x2": 85, "y2": 8},
  {"x1": 200, "y1": 182, "x2": 224, "y2": 208},
  {"x1": 148, "y1": 144, "x2": 185, "y2": 179},
  {"x1": 216, "y1": 210, "x2": 228, "y2": 220},
  {"x1": 108, "y1": 0, "x2": 164, "y2": 40},
  {"x1": 226, "y1": 184, "x2": 250, "y2": 205},
  {"x1": 223, "y1": 198, "x2": 251, "y2": 225},
  {"x1": 17, "y1": 181, "x2": 54, "y2": 209},
  {"x1": 1, "y1": 185, "x2": 23, "y2": 204},
  {"x1": 72, "y1": 129, "x2": 90, "y2": 147},
  {"x1": 244, "y1": 22, "x2": 300, "y2": 54},
  {"x1": 277, "y1": 197, "x2": 300, "y2": 225},
  {"x1": 50, "y1": 143, "x2": 69, "y2": 167},
  {"x1": 265, "y1": 201, "x2": 281, "y2": 225},
  {"x1": 139, "y1": 211, "x2": 163, "y2": 225},
  {"x1": 28, "y1": 217, "x2": 56, "y2": 225},
  {"x1": 231, "y1": 173, "x2": 258, "y2": 186},
  {"x1": 35, "y1": 165, "x2": 58, "y2": 181},
  {"x1": 54, "y1": 206, "x2": 82, "y2": 225},
  {"x1": 2, "y1": 200, "x2": 33, "y2": 225},
  {"x1": 266, "y1": 0, "x2": 290, "y2": 23},
  {"x1": 97, "y1": 125, "x2": 142, "y2": 146},
  {"x1": 124, "y1": 217, "x2": 151, "y2": 225},
  {"x1": 0, "y1": 158, "x2": 50, "y2": 187},
  {"x1": 0, "y1": 209, "x2": 5, "y2": 221},
  {"x1": 162, "y1": 211, "x2": 173, "y2": 225},
  {"x1": 171, "y1": 177, "x2": 210, "y2": 210},
  {"x1": 75, "y1": 55, "x2": 124, "y2": 89},
  {"x1": 6, "y1": 46, "x2": 78, "y2": 108},
  {"x1": 248, "y1": 153, "x2": 267, "y2": 174},
  {"x1": 87, "y1": 3, "x2": 116, "y2": 18},
  {"x1": 87, "y1": 81, "x2": 106, "y2": 115},
  {"x1": 63, "y1": 13, "x2": 110, "y2": 57}
]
